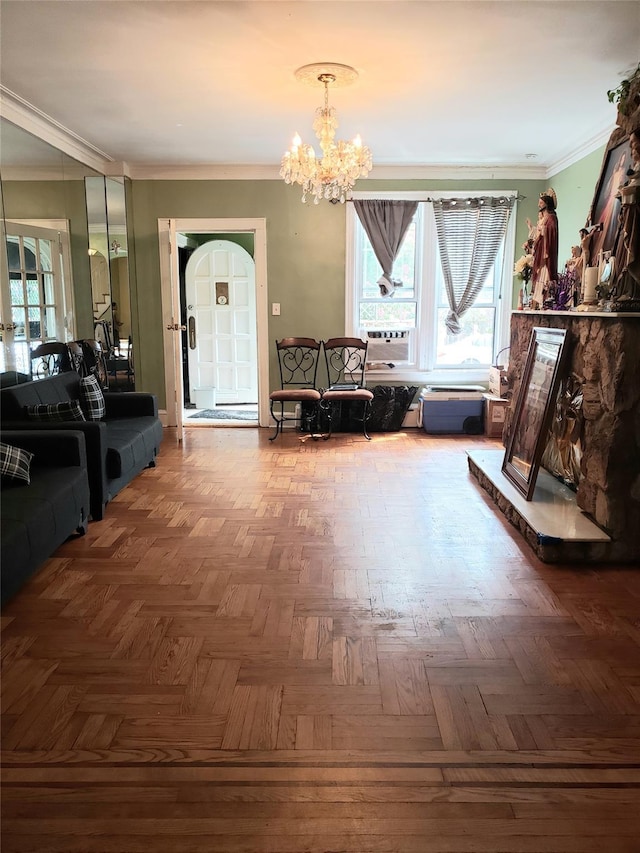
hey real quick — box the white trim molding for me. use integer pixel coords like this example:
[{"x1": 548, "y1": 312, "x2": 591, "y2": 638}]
[{"x1": 1, "y1": 86, "x2": 113, "y2": 174}]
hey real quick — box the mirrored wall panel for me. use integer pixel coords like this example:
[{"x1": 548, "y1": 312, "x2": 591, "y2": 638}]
[
  {"x1": 0, "y1": 118, "x2": 99, "y2": 377},
  {"x1": 85, "y1": 175, "x2": 135, "y2": 389},
  {"x1": 0, "y1": 118, "x2": 135, "y2": 390}
]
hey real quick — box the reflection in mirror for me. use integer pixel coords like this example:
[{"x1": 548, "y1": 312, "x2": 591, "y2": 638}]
[
  {"x1": 85, "y1": 176, "x2": 135, "y2": 390},
  {"x1": 85, "y1": 175, "x2": 112, "y2": 347},
  {"x1": 0, "y1": 118, "x2": 100, "y2": 378}
]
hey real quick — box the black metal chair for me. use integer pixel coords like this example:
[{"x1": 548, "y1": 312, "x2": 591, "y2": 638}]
[
  {"x1": 78, "y1": 339, "x2": 110, "y2": 389},
  {"x1": 30, "y1": 342, "x2": 74, "y2": 379},
  {"x1": 66, "y1": 340, "x2": 85, "y2": 375},
  {"x1": 106, "y1": 336, "x2": 134, "y2": 391},
  {"x1": 93, "y1": 320, "x2": 114, "y2": 358},
  {"x1": 269, "y1": 338, "x2": 322, "y2": 441},
  {"x1": 320, "y1": 337, "x2": 374, "y2": 440}
]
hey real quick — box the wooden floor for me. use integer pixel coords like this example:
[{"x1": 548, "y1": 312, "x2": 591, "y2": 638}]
[{"x1": 2, "y1": 427, "x2": 640, "y2": 852}]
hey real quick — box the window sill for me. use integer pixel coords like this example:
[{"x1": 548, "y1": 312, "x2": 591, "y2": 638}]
[{"x1": 365, "y1": 367, "x2": 490, "y2": 387}]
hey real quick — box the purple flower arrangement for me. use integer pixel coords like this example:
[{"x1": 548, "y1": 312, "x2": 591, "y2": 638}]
[{"x1": 545, "y1": 272, "x2": 576, "y2": 311}]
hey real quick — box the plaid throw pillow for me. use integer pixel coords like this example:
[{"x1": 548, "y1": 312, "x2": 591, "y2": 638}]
[
  {"x1": 0, "y1": 442, "x2": 33, "y2": 484},
  {"x1": 25, "y1": 400, "x2": 86, "y2": 423},
  {"x1": 79, "y1": 374, "x2": 106, "y2": 421}
]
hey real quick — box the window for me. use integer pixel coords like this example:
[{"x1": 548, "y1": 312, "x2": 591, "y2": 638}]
[{"x1": 347, "y1": 192, "x2": 516, "y2": 380}]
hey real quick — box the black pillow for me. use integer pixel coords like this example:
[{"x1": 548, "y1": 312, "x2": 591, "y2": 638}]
[{"x1": 25, "y1": 400, "x2": 86, "y2": 423}]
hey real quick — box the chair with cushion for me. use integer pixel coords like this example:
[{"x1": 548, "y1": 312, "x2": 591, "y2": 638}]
[
  {"x1": 269, "y1": 338, "x2": 322, "y2": 441},
  {"x1": 320, "y1": 337, "x2": 374, "y2": 440}
]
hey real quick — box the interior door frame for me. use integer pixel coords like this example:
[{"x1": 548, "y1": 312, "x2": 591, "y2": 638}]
[{"x1": 159, "y1": 217, "x2": 268, "y2": 429}]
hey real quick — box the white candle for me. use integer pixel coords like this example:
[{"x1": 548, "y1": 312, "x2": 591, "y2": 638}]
[{"x1": 584, "y1": 266, "x2": 599, "y2": 302}]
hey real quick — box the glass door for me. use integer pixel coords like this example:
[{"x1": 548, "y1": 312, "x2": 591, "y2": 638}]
[{"x1": 1, "y1": 221, "x2": 71, "y2": 374}]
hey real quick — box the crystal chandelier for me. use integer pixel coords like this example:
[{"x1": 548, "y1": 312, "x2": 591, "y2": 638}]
[{"x1": 281, "y1": 63, "x2": 373, "y2": 204}]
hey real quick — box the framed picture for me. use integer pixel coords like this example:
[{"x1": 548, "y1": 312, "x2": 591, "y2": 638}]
[
  {"x1": 587, "y1": 129, "x2": 632, "y2": 261},
  {"x1": 502, "y1": 327, "x2": 569, "y2": 500}
]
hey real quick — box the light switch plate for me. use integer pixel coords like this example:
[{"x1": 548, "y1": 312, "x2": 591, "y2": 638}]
[{"x1": 272, "y1": 303, "x2": 281, "y2": 316}]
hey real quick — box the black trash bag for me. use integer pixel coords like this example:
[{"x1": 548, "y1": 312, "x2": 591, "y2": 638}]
[
  {"x1": 366, "y1": 385, "x2": 419, "y2": 432},
  {"x1": 304, "y1": 385, "x2": 418, "y2": 432}
]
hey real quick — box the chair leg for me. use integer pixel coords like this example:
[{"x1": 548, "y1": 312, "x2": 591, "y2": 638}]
[
  {"x1": 270, "y1": 401, "x2": 324, "y2": 441},
  {"x1": 320, "y1": 399, "x2": 332, "y2": 441},
  {"x1": 269, "y1": 401, "x2": 283, "y2": 441},
  {"x1": 362, "y1": 400, "x2": 372, "y2": 440}
]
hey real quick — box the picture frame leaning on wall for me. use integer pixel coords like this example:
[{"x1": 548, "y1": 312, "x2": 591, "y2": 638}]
[{"x1": 502, "y1": 327, "x2": 569, "y2": 501}]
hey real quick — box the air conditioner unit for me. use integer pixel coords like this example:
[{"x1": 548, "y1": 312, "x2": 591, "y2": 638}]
[{"x1": 366, "y1": 330, "x2": 411, "y2": 363}]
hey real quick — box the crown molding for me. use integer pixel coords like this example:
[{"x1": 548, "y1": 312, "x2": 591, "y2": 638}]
[
  {"x1": 126, "y1": 162, "x2": 549, "y2": 181},
  {"x1": 367, "y1": 164, "x2": 548, "y2": 181},
  {"x1": 127, "y1": 164, "x2": 281, "y2": 180},
  {"x1": 546, "y1": 125, "x2": 614, "y2": 178},
  {"x1": 0, "y1": 86, "x2": 113, "y2": 174}
]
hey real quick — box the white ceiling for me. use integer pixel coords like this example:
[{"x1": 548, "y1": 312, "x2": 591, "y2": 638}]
[{"x1": 1, "y1": 1, "x2": 639, "y2": 178}]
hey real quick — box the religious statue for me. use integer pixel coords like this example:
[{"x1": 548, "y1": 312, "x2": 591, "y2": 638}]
[
  {"x1": 529, "y1": 189, "x2": 559, "y2": 309},
  {"x1": 566, "y1": 245, "x2": 583, "y2": 283},
  {"x1": 579, "y1": 228, "x2": 592, "y2": 269},
  {"x1": 611, "y1": 128, "x2": 640, "y2": 310}
]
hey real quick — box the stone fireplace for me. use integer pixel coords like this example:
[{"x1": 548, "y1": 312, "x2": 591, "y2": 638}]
[{"x1": 471, "y1": 310, "x2": 640, "y2": 563}]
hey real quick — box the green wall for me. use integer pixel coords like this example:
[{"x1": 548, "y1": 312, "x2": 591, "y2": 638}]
[
  {"x1": 131, "y1": 176, "x2": 549, "y2": 407},
  {"x1": 1, "y1": 150, "x2": 604, "y2": 408},
  {"x1": 131, "y1": 180, "x2": 347, "y2": 405},
  {"x1": 549, "y1": 145, "x2": 606, "y2": 266}
]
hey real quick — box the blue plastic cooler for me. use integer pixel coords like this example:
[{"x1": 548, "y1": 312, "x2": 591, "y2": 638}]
[{"x1": 419, "y1": 387, "x2": 485, "y2": 434}]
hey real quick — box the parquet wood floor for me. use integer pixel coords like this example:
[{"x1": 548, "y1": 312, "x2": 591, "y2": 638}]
[{"x1": 2, "y1": 427, "x2": 640, "y2": 852}]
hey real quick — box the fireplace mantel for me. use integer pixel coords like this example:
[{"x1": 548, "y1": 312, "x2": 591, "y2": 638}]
[
  {"x1": 518, "y1": 309, "x2": 640, "y2": 318},
  {"x1": 476, "y1": 311, "x2": 640, "y2": 563}
]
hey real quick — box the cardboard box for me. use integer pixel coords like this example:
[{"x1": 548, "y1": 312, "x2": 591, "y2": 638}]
[
  {"x1": 489, "y1": 366, "x2": 509, "y2": 398},
  {"x1": 483, "y1": 392, "x2": 509, "y2": 438}
]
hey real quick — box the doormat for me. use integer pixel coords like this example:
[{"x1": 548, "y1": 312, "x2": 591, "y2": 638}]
[{"x1": 188, "y1": 409, "x2": 258, "y2": 420}]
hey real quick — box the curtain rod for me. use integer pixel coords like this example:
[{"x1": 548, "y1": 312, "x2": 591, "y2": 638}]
[{"x1": 346, "y1": 193, "x2": 525, "y2": 203}]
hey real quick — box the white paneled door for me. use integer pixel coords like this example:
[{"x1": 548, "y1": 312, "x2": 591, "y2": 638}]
[{"x1": 186, "y1": 240, "x2": 257, "y2": 406}]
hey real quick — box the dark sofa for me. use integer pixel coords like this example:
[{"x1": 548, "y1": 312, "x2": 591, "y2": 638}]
[
  {"x1": 1, "y1": 430, "x2": 90, "y2": 606},
  {"x1": 0, "y1": 373, "x2": 163, "y2": 520}
]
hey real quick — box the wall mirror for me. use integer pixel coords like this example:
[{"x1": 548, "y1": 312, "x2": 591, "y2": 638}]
[
  {"x1": 85, "y1": 175, "x2": 135, "y2": 390},
  {"x1": 502, "y1": 327, "x2": 569, "y2": 500},
  {"x1": 0, "y1": 117, "x2": 99, "y2": 376},
  {"x1": 1, "y1": 117, "x2": 135, "y2": 389}
]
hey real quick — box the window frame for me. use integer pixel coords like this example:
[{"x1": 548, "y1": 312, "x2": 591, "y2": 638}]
[{"x1": 345, "y1": 190, "x2": 517, "y2": 385}]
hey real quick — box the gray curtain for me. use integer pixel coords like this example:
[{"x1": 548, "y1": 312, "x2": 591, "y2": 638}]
[
  {"x1": 433, "y1": 196, "x2": 515, "y2": 334},
  {"x1": 354, "y1": 200, "x2": 419, "y2": 297}
]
